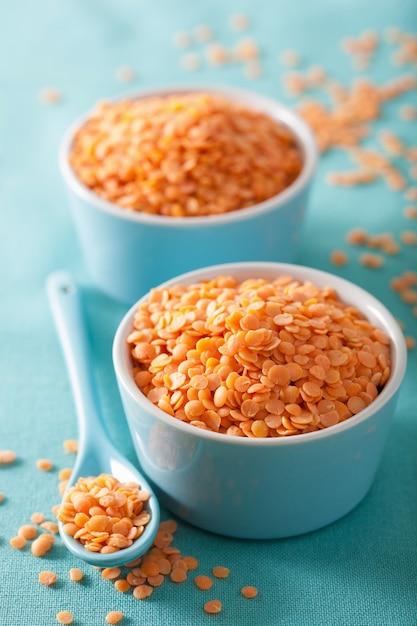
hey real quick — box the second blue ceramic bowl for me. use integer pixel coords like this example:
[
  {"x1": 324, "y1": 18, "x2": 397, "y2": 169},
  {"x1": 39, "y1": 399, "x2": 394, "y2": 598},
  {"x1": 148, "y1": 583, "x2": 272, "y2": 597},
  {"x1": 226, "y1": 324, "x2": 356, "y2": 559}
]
[
  {"x1": 59, "y1": 85, "x2": 317, "y2": 305},
  {"x1": 112, "y1": 262, "x2": 407, "y2": 539}
]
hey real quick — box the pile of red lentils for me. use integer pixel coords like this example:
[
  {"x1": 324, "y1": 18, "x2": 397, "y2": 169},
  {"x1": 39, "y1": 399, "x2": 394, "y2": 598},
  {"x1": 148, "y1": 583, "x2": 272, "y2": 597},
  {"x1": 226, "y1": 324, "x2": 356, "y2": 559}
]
[
  {"x1": 56, "y1": 473, "x2": 152, "y2": 554},
  {"x1": 1, "y1": 443, "x2": 259, "y2": 622},
  {"x1": 128, "y1": 274, "x2": 391, "y2": 437},
  {"x1": 68, "y1": 92, "x2": 303, "y2": 217}
]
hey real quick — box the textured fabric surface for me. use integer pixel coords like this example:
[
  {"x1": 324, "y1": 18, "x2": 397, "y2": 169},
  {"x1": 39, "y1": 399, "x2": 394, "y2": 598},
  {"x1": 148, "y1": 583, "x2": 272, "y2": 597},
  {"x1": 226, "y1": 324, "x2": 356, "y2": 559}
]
[{"x1": 1, "y1": 1, "x2": 416, "y2": 624}]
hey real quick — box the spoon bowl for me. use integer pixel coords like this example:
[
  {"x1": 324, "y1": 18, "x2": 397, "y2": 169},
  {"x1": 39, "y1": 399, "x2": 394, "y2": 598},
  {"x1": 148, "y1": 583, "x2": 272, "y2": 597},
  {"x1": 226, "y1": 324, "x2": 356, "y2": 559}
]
[{"x1": 47, "y1": 271, "x2": 160, "y2": 567}]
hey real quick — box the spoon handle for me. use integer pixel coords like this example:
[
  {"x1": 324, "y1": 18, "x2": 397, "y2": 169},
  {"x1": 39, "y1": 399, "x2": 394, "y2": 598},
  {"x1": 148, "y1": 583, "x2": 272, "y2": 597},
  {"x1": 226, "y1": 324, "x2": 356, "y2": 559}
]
[{"x1": 46, "y1": 271, "x2": 109, "y2": 448}]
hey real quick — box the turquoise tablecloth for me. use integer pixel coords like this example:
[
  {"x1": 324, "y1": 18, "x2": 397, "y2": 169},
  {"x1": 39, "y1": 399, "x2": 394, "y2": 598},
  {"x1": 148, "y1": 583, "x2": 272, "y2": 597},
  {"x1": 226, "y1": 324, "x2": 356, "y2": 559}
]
[{"x1": 1, "y1": 1, "x2": 416, "y2": 625}]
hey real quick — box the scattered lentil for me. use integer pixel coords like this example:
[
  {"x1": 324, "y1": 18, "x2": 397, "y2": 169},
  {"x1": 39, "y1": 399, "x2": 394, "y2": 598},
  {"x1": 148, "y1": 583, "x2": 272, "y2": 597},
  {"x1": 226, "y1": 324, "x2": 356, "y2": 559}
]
[
  {"x1": 69, "y1": 568, "x2": 84, "y2": 582},
  {"x1": 359, "y1": 252, "x2": 385, "y2": 268},
  {"x1": 213, "y1": 566, "x2": 230, "y2": 578},
  {"x1": 194, "y1": 24, "x2": 213, "y2": 42},
  {"x1": 18, "y1": 524, "x2": 37, "y2": 540},
  {"x1": 172, "y1": 31, "x2": 191, "y2": 48},
  {"x1": 116, "y1": 66, "x2": 136, "y2": 83},
  {"x1": 330, "y1": 250, "x2": 349, "y2": 266},
  {"x1": 0, "y1": 492, "x2": 4, "y2": 503},
  {"x1": 133, "y1": 584, "x2": 153, "y2": 599},
  {"x1": 400, "y1": 230, "x2": 417, "y2": 245},
  {"x1": 39, "y1": 87, "x2": 61, "y2": 105},
  {"x1": 59, "y1": 468, "x2": 73, "y2": 481},
  {"x1": 241, "y1": 585, "x2": 258, "y2": 598},
  {"x1": 280, "y1": 49, "x2": 300, "y2": 67},
  {"x1": 39, "y1": 571, "x2": 57, "y2": 586},
  {"x1": 10, "y1": 536, "x2": 26, "y2": 549},
  {"x1": 36, "y1": 458, "x2": 53, "y2": 471},
  {"x1": 181, "y1": 53, "x2": 201, "y2": 71},
  {"x1": 31, "y1": 533, "x2": 55, "y2": 557},
  {"x1": 194, "y1": 575, "x2": 214, "y2": 590},
  {"x1": 41, "y1": 520, "x2": 59, "y2": 534},
  {"x1": 0, "y1": 450, "x2": 16, "y2": 464},
  {"x1": 31, "y1": 512, "x2": 45, "y2": 524},
  {"x1": 56, "y1": 611, "x2": 73, "y2": 624},
  {"x1": 105, "y1": 612, "x2": 124, "y2": 624},
  {"x1": 63, "y1": 439, "x2": 78, "y2": 454},
  {"x1": 229, "y1": 13, "x2": 250, "y2": 31},
  {"x1": 204, "y1": 599, "x2": 222, "y2": 614},
  {"x1": 69, "y1": 93, "x2": 302, "y2": 218},
  {"x1": 405, "y1": 336, "x2": 416, "y2": 349},
  {"x1": 129, "y1": 275, "x2": 391, "y2": 437}
]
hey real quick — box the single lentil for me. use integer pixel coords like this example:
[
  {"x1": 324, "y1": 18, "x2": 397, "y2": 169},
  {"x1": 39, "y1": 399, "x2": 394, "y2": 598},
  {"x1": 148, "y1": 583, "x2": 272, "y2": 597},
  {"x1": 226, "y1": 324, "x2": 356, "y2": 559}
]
[
  {"x1": 241, "y1": 585, "x2": 258, "y2": 598},
  {"x1": 10, "y1": 536, "x2": 26, "y2": 549},
  {"x1": 0, "y1": 450, "x2": 16, "y2": 464},
  {"x1": 31, "y1": 533, "x2": 55, "y2": 557},
  {"x1": 213, "y1": 566, "x2": 230, "y2": 578},
  {"x1": 36, "y1": 458, "x2": 53, "y2": 471},
  {"x1": 204, "y1": 600, "x2": 222, "y2": 614},
  {"x1": 194, "y1": 575, "x2": 213, "y2": 590},
  {"x1": 105, "y1": 612, "x2": 124, "y2": 624},
  {"x1": 56, "y1": 611, "x2": 73, "y2": 624},
  {"x1": 330, "y1": 250, "x2": 349, "y2": 266},
  {"x1": 69, "y1": 568, "x2": 83, "y2": 582},
  {"x1": 18, "y1": 524, "x2": 37, "y2": 539},
  {"x1": 133, "y1": 584, "x2": 153, "y2": 599},
  {"x1": 63, "y1": 439, "x2": 78, "y2": 453},
  {"x1": 31, "y1": 512, "x2": 45, "y2": 524},
  {"x1": 39, "y1": 571, "x2": 57, "y2": 586}
]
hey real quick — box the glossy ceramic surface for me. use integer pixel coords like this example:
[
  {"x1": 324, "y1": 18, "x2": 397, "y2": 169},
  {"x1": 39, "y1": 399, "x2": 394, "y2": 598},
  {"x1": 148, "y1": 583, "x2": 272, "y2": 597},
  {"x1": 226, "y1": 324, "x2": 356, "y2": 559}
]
[
  {"x1": 112, "y1": 262, "x2": 407, "y2": 539},
  {"x1": 47, "y1": 271, "x2": 160, "y2": 566},
  {"x1": 59, "y1": 85, "x2": 317, "y2": 305}
]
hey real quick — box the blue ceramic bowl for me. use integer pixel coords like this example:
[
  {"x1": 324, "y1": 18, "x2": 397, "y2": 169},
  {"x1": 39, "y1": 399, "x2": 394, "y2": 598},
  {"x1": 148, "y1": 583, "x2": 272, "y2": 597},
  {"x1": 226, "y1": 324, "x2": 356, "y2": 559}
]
[
  {"x1": 59, "y1": 85, "x2": 317, "y2": 305},
  {"x1": 113, "y1": 262, "x2": 407, "y2": 539}
]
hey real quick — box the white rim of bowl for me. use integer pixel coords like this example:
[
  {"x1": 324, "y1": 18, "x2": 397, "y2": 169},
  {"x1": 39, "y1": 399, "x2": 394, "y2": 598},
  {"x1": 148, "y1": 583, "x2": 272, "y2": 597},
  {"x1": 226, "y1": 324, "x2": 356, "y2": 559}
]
[
  {"x1": 113, "y1": 261, "x2": 407, "y2": 447},
  {"x1": 59, "y1": 84, "x2": 318, "y2": 228}
]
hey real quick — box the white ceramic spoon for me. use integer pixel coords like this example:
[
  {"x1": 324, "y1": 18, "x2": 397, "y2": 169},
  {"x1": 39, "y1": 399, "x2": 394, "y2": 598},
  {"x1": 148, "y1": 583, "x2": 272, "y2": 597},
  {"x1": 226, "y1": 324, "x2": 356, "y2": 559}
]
[{"x1": 46, "y1": 271, "x2": 160, "y2": 567}]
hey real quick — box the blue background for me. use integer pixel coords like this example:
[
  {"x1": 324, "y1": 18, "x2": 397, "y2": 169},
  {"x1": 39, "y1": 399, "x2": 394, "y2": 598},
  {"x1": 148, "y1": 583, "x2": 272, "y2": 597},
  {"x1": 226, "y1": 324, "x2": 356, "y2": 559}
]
[{"x1": 1, "y1": 1, "x2": 416, "y2": 624}]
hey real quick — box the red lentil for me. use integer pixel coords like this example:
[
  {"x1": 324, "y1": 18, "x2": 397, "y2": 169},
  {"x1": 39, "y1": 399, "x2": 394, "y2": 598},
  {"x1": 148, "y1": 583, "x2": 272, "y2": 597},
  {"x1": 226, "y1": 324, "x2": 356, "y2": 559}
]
[
  {"x1": 18, "y1": 524, "x2": 37, "y2": 539},
  {"x1": 68, "y1": 93, "x2": 302, "y2": 218},
  {"x1": 229, "y1": 13, "x2": 250, "y2": 31},
  {"x1": 59, "y1": 468, "x2": 73, "y2": 481},
  {"x1": 105, "y1": 612, "x2": 124, "y2": 624},
  {"x1": 0, "y1": 450, "x2": 16, "y2": 464},
  {"x1": 10, "y1": 536, "x2": 26, "y2": 549},
  {"x1": 31, "y1": 533, "x2": 55, "y2": 557},
  {"x1": 213, "y1": 566, "x2": 230, "y2": 578},
  {"x1": 63, "y1": 439, "x2": 78, "y2": 453},
  {"x1": 129, "y1": 275, "x2": 391, "y2": 437},
  {"x1": 241, "y1": 585, "x2": 258, "y2": 598},
  {"x1": 39, "y1": 87, "x2": 60, "y2": 105},
  {"x1": 133, "y1": 584, "x2": 153, "y2": 599},
  {"x1": 204, "y1": 600, "x2": 222, "y2": 614},
  {"x1": 31, "y1": 512, "x2": 45, "y2": 524},
  {"x1": 330, "y1": 250, "x2": 349, "y2": 266},
  {"x1": 56, "y1": 611, "x2": 73, "y2": 624},
  {"x1": 39, "y1": 571, "x2": 57, "y2": 586},
  {"x1": 194, "y1": 575, "x2": 213, "y2": 590},
  {"x1": 69, "y1": 568, "x2": 83, "y2": 582},
  {"x1": 36, "y1": 458, "x2": 54, "y2": 471}
]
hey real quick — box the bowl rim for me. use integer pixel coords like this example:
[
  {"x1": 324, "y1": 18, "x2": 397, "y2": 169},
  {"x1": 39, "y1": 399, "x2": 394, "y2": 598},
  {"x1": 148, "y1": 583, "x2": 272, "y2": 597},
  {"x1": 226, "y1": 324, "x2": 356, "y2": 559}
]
[
  {"x1": 59, "y1": 83, "x2": 318, "y2": 228},
  {"x1": 112, "y1": 261, "x2": 407, "y2": 447}
]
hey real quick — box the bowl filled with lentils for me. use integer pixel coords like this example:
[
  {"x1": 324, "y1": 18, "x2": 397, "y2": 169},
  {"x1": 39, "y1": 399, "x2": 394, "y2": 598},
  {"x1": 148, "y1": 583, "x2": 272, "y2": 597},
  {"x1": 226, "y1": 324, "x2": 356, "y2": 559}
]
[
  {"x1": 112, "y1": 261, "x2": 407, "y2": 539},
  {"x1": 59, "y1": 85, "x2": 317, "y2": 304}
]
